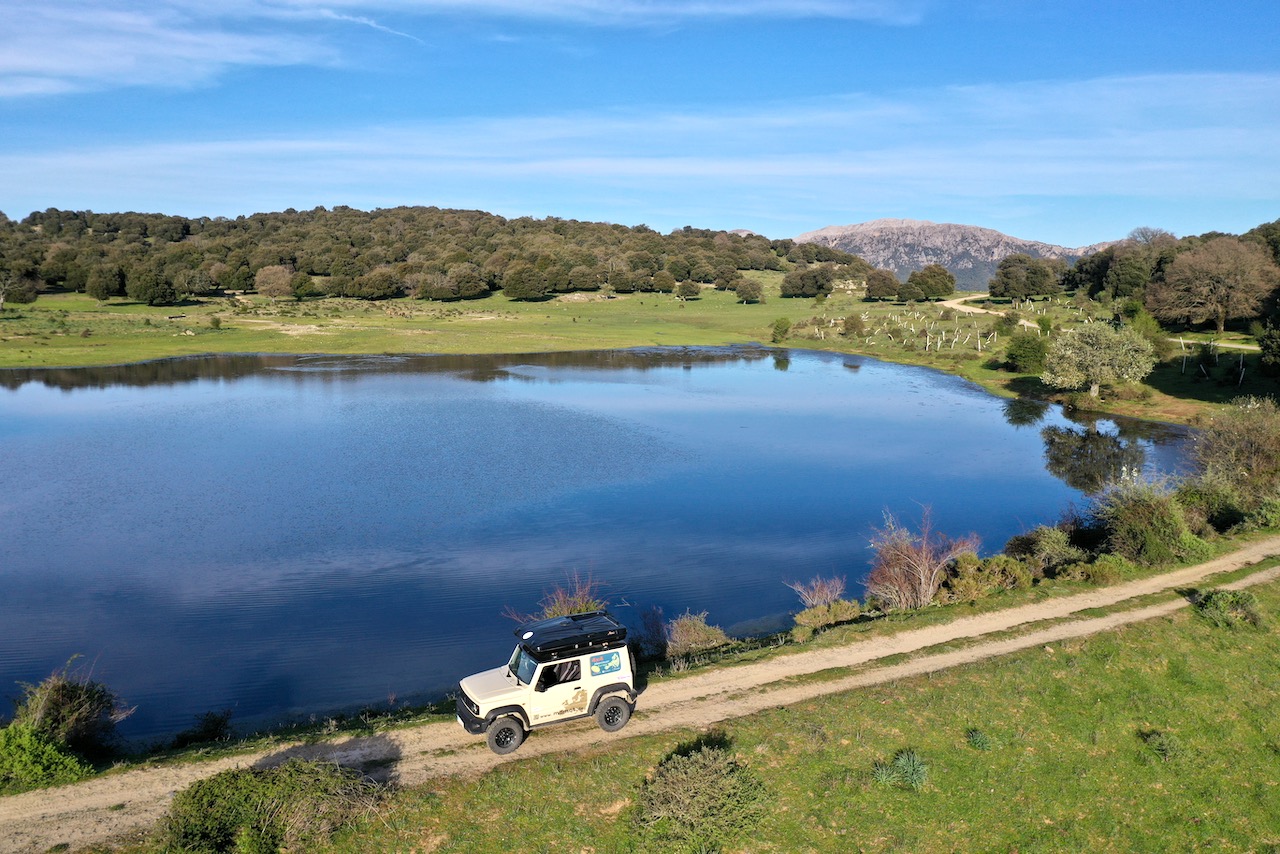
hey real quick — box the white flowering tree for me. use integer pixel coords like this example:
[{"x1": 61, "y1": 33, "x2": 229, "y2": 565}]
[{"x1": 1042, "y1": 324, "x2": 1155, "y2": 398}]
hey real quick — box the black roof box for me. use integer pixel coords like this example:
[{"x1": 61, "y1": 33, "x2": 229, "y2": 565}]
[{"x1": 515, "y1": 610, "x2": 627, "y2": 657}]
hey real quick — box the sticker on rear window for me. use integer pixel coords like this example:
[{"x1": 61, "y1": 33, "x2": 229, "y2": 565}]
[{"x1": 590, "y1": 651, "x2": 621, "y2": 676}]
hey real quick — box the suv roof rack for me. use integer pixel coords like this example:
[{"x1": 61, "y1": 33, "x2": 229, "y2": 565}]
[{"x1": 515, "y1": 610, "x2": 627, "y2": 658}]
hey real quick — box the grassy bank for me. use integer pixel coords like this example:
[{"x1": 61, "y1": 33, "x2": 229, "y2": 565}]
[
  {"x1": 4, "y1": 278, "x2": 1274, "y2": 424},
  {"x1": 309, "y1": 573, "x2": 1280, "y2": 852}
]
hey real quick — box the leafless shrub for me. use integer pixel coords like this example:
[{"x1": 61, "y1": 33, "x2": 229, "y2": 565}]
[
  {"x1": 866, "y1": 509, "x2": 981, "y2": 611},
  {"x1": 784, "y1": 575, "x2": 845, "y2": 609}
]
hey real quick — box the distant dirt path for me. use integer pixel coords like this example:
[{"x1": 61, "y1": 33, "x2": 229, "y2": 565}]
[
  {"x1": 4, "y1": 536, "x2": 1279, "y2": 854},
  {"x1": 940, "y1": 294, "x2": 1261, "y2": 353},
  {"x1": 939, "y1": 293, "x2": 1042, "y2": 330},
  {"x1": 939, "y1": 293, "x2": 996, "y2": 315}
]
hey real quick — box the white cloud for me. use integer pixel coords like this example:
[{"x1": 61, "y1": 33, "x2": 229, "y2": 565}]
[
  {"x1": 0, "y1": 2, "x2": 332, "y2": 96},
  {"x1": 0, "y1": 0, "x2": 923, "y2": 97},
  {"x1": 2, "y1": 72, "x2": 1276, "y2": 242},
  {"x1": 276, "y1": 0, "x2": 927, "y2": 25}
]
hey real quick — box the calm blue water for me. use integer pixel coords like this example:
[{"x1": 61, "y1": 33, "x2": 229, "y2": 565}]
[{"x1": 0, "y1": 348, "x2": 1190, "y2": 741}]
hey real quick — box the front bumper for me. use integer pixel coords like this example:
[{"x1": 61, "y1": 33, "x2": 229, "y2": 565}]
[{"x1": 455, "y1": 695, "x2": 486, "y2": 734}]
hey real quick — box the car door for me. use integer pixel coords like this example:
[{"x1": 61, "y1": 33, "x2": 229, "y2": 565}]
[{"x1": 526, "y1": 659, "x2": 589, "y2": 724}]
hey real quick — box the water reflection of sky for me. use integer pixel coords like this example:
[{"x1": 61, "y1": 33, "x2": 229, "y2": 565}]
[{"x1": 0, "y1": 349, "x2": 1191, "y2": 740}]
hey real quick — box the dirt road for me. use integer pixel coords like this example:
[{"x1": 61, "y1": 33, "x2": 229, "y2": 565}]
[{"x1": 3, "y1": 536, "x2": 1278, "y2": 853}]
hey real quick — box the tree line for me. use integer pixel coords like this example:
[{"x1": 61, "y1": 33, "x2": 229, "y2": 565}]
[
  {"x1": 989, "y1": 223, "x2": 1280, "y2": 332},
  {"x1": 0, "y1": 207, "x2": 816, "y2": 307},
  {"x1": 3, "y1": 206, "x2": 1278, "y2": 350}
]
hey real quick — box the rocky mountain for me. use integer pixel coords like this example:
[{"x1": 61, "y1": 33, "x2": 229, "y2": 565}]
[{"x1": 793, "y1": 219, "x2": 1117, "y2": 290}]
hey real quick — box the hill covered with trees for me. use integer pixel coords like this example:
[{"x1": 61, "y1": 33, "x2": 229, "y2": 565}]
[{"x1": 0, "y1": 207, "x2": 869, "y2": 309}]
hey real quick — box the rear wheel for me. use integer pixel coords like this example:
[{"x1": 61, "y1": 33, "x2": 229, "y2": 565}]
[
  {"x1": 595, "y1": 697, "x2": 631, "y2": 733},
  {"x1": 486, "y1": 716, "x2": 525, "y2": 754}
]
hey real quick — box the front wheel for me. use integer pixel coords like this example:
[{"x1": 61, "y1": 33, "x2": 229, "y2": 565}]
[
  {"x1": 486, "y1": 716, "x2": 525, "y2": 755},
  {"x1": 595, "y1": 697, "x2": 632, "y2": 733}
]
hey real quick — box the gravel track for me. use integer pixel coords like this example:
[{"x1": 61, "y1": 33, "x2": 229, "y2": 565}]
[{"x1": 3, "y1": 536, "x2": 1278, "y2": 853}]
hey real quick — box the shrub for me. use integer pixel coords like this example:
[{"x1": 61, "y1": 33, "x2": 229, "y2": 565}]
[
  {"x1": 940, "y1": 554, "x2": 1031, "y2": 603},
  {"x1": 866, "y1": 509, "x2": 981, "y2": 611},
  {"x1": 872, "y1": 748, "x2": 929, "y2": 791},
  {"x1": 1081, "y1": 553, "x2": 1136, "y2": 586},
  {"x1": 502, "y1": 572, "x2": 607, "y2": 622},
  {"x1": 1004, "y1": 525, "x2": 1087, "y2": 579},
  {"x1": 1193, "y1": 589, "x2": 1261, "y2": 628},
  {"x1": 995, "y1": 310, "x2": 1024, "y2": 334},
  {"x1": 1080, "y1": 555, "x2": 1121, "y2": 585},
  {"x1": 870, "y1": 760, "x2": 898, "y2": 786},
  {"x1": 1175, "y1": 479, "x2": 1246, "y2": 535},
  {"x1": 1176, "y1": 531, "x2": 1215, "y2": 563},
  {"x1": 665, "y1": 611, "x2": 729, "y2": 657},
  {"x1": 1052, "y1": 561, "x2": 1090, "y2": 583},
  {"x1": 633, "y1": 737, "x2": 766, "y2": 852},
  {"x1": 791, "y1": 599, "x2": 861, "y2": 641},
  {"x1": 1092, "y1": 479, "x2": 1203, "y2": 566},
  {"x1": 770, "y1": 317, "x2": 791, "y2": 343},
  {"x1": 784, "y1": 575, "x2": 845, "y2": 609},
  {"x1": 1195, "y1": 396, "x2": 1280, "y2": 504},
  {"x1": 161, "y1": 759, "x2": 378, "y2": 853},
  {"x1": 12, "y1": 659, "x2": 134, "y2": 760},
  {"x1": 1005, "y1": 332, "x2": 1049, "y2": 373},
  {"x1": 0, "y1": 723, "x2": 93, "y2": 794},
  {"x1": 638, "y1": 605, "x2": 668, "y2": 659},
  {"x1": 171, "y1": 710, "x2": 234, "y2": 750},
  {"x1": 1243, "y1": 498, "x2": 1280, "y2": 531},
  {"x1": 1139, "y1": 730, "x2": 1185, "y2": 763},
  {"x1": 965, "y1": 728, "x2": 993, "y2": 751}
]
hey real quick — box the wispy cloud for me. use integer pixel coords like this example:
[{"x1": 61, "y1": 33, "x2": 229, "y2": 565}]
[
  {"x1": 2, "y1": 73, "x2": 1276, "y2": 241},
  {"x1": 276, "y1": 0, "x2": 928, "y2": 25},
  {"x1": 0, "y1": 0, "x2": 923, "y2": 97},
  {"x1": 310, "y1": 9, "x2": 426, "y2": 43},
  {"x1": 0, "y1": 2, "x2": 331, "y2": 96}
]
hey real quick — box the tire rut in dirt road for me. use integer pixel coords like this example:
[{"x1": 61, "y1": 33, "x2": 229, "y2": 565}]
[{"x1": 3, "y1": 536, "x2": 1277, "y2": 854}]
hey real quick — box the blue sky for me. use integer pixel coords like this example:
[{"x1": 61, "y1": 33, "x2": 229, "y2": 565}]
[{"x1": 1, "y1": 1, "x2": 1277, "y2": 246}]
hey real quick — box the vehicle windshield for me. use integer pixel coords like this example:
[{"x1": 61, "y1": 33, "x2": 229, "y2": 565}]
[{"x1": 508, "y1": 645, "x2": 539, "y2": 686}]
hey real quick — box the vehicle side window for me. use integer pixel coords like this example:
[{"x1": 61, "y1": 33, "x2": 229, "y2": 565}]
[
  {"x1": 541, "y1": 660, "x2": 581, "y2": 689},
  {"x1": 555, "y1": 660, "x2": 580, "y2": 683}
]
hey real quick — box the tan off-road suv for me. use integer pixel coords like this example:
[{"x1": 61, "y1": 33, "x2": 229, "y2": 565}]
[{"x1": 455, "y1": 610, "x2": 638, "y2": 754}]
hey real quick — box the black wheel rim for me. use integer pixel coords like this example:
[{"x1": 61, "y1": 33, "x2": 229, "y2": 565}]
[
  {"x1": 604, "y1": 705, "x2": 622, "y2": 727},
  {"x1": 495, "y1": 727, "x2": 515, "y2": 747}
]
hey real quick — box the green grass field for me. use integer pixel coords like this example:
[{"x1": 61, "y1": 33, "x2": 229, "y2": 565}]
[
  {"x1": 3, "y1": 278, "x2": 1275, "y2": 424},
  {"x1": 314, "y1": 575, "x2": 1280, "y2": 853}
]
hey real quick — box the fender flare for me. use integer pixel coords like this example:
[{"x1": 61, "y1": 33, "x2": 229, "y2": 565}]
[
  {"x1": 484, "y1": 704, "x2": 530, "y2": 731},
  {"x1": 588, "y1": 683, "x2": 636, "y2": 716}
]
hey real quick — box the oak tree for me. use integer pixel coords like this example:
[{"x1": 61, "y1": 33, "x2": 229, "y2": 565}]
[
  {"x1": 905, "y1": 263, "x2": 955, "y2": 300},
  {"x1": 1145, "y1": 237, "x2": 1280, "y2": 333},
  {"x1": 864, "y1": 268, "x2": 899, "y2": 300}
]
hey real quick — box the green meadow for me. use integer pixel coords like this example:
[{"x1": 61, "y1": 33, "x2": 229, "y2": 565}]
[
  {"x1": 4, "y1": 273, "x2": 1273, "y2": 425},
  {"x1": 309, "y1": 573, "x2": 1280, "y2": 852}
]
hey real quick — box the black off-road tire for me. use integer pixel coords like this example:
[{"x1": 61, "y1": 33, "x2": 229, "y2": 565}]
[
  {"x1": 486, "y1": 716, "x2": 525, "y2": 754},
  {"x1": 595, "y1": 697, "x2": 632, "y2": 733}
]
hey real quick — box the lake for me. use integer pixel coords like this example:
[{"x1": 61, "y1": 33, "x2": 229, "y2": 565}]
[{"x1": 0, "y1": 348, "x2": 1191, "y2": 741}]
